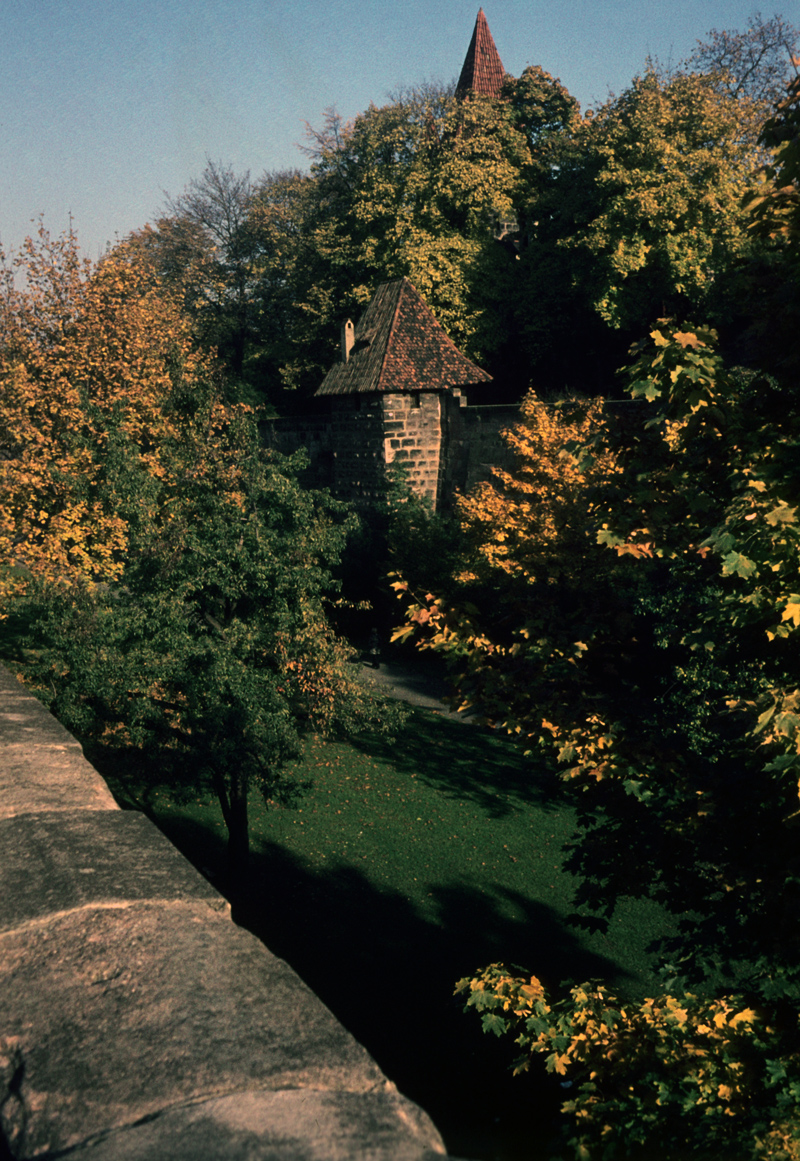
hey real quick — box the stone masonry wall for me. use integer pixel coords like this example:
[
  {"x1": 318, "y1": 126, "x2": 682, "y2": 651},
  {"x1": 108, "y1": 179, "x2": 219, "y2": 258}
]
[
  {"x1": 0, "y1": 666, "x2": 456, "y2": 1161},
  {"x1": 261, "y1": 414, "x2": 334, "y2": 491},
  {"x1": 330, "y1": 396, "x2": 387, "y2": 505},
  {"x1": 382, "y1": 393, "x2": 443, "y2": 506},
  {"x1": 263, "y1": 396, "x2": 522, "y2": 512},
  {"x1": 442, "y1": 400, "x2": 521, "y2": 500}
]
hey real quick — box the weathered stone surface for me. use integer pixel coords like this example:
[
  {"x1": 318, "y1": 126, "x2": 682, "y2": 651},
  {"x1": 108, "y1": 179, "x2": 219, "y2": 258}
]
[
  {"x1": 0, "y1": 703, "x2": 82, "y2": 747},
  {"x1": 0, "y1": 1036, "x2": 26, "y2": 1158},
  {"x1": 0, "y1": 669, "x2": 116, "y2": 819},
  {"x1": 0, "y1": 667, "x2": 454, "y2": 1159},
  {"x1": 0, "y1": 904, "x2": 392, "y2": 1157},
  {"x1": 0, "y1": 748, "x2": 117, "y2": 819},
  {"x1": 381, "y1": 393, "x2": 443, "y2": 505},
  {"x1": 0, "y1": 810, "x2": 223, "y2": 932},
  {"x1": 0, "y1": 670, "x2": 75, "y2": 736},
  {"x1": 62, "y1": 1090, "x2": 447, "y2": 1160}
]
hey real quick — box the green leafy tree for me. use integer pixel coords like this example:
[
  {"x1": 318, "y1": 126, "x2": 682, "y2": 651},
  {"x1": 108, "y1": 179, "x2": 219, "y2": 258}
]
[
  {"x1": 393, "y1": 83, "x2": 800, "y2": 1145},
  {"x1": 399, "y1": 316, "x2": 800, "y2": 968},
  {"x1": 394, "y1": 81, "x2": 800, "y2": 1151},
  {"x1": 738, "y1": 75, "x2": 800, "y2": 380},
  {"x1": 3, "y1": 226, "x2": 400, "y2": 880},
  {"x1": 280, "y1": 88, "x2": 525, "y2": 392},
  {"x1": 126, "y1": 160, "x2": 264, "y2": 391},
  {"x1": 244, "y1": 168, "x2": 317, "y2": 404},
  {"x1": 245, "y1": 72, "x2": 578, "y2": 400},
  {"x1": 122, "y1": 69, "x2": 581, "y2": 405},
  {"x1": 457, "y1": 966, "x2": 800, "y2": 1161},
  {"x1": 519, "y1": 68, "x2": 764, "y2": 391},
  {"x1": 397, "y1": 319, "x2": 800, "y2": 1157},
  {"x1": 20, "y1": 406, "x2": 390, "y2": 880}
]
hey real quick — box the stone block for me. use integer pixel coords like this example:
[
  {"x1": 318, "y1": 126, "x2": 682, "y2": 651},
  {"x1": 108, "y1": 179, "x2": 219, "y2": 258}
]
[
  {"x1": 60, "y1": 1090, "x2": 446, "y2": 1160},
  {"x1": 0, "y1": 672, "x2": 117, "y2": 820},
  {"x1": 0, "y1": 674, "x2": 79, "y2": 746},
  {"x1": 0, "y1": 747, "x2": 117, "y2": 820},
  {"x1": 0, "y1": 810, "x2": 224, "y2": 933},
  {"x1": 0, "y1": 904, "x2": 393, "y2": 1157},
  {"x1": 0, "y1": 668, "x2": 454, "y2": 1159}
]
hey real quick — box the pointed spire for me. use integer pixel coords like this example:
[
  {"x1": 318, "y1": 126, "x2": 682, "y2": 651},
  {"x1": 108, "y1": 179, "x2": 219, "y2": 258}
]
[{"x1": 456, "y1": 9, "x2": 505, "y2": 99}]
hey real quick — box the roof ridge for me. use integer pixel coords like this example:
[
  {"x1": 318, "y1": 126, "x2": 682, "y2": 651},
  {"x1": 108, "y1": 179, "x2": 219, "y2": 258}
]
[{"x1": 375, "y1": 278, "x2": 407, "y2": 392}]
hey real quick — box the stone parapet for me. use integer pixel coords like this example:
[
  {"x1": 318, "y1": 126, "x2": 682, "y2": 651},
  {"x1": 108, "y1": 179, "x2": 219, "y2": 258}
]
[{"x1": 0, "y1": 666, "x2": 457, "y2": 1160}]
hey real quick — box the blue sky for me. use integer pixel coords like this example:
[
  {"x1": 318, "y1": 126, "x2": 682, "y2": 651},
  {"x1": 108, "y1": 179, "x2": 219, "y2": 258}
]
[{"x1": 1, "y1": 0, "x2": 796, "y2": 261}]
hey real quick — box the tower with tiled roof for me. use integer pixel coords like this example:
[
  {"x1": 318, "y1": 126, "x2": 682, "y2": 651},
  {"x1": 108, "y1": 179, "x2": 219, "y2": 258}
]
[
  {"x1": 316, "y1": 279, "x2": 491, "y2": 508},
  {"x1": 317, "y1": 278, "x2": 490, "y2": 399},
  {"x1": 455, "y1": 9, "x2": 505, "y2": 99}
]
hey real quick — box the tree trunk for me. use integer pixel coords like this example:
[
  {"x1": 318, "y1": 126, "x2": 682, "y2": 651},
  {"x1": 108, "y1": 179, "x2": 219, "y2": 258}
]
[{"x1": 226, "y1": 769, "x2": 250, "y2": 886}]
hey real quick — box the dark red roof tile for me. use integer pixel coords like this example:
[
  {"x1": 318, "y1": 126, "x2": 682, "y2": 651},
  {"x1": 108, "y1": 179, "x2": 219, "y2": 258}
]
[
  {"x1": 316, "y1": 278, "x2": 492, "y2": 396},
  {"x1": 456, "y1": 9, "x2": 505, "y2": 99}
]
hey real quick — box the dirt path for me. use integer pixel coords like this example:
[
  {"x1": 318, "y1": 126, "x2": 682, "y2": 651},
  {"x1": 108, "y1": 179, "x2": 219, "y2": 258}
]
[{"x1": 359, "y1": 658, "x2": 476, "y2": 723}]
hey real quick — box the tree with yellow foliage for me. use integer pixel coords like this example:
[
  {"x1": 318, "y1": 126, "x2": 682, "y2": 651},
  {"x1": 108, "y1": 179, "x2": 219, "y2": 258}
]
[
  {"x1": 393, "y1": 392, "x2": 619, "y2": 737},
  {"x1": 394, "y1": 80, "x2": 800, "y2": 1144},
  {"x1": 398, "y1": 318, "x2": 800, "y2": 1157},
  {"x1": 0, "y1": 223, "x2": 211, "y2": 598},
  {"x1": 518, "y1": 64, "x2": 766, "y2": 393},
  {"x1": 2, "y1": 226, "x2": 401, "y2": 880}
]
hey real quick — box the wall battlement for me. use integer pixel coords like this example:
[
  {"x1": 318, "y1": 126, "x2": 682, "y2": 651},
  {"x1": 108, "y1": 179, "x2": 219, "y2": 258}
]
[{"x1": 0, "y1": 666, "x2": 457, "y2": 1160}]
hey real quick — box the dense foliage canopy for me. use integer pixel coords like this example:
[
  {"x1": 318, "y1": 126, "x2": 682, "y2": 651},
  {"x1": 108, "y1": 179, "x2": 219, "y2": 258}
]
[
  {"x1": 4, "y1": 16, "x2": 800, "y2": 1152},
  {"x1": 395, "y1": 76, "x2": 800, "y2": 1159},
  {"x1": 0, "y1": 224, "x2": 214, "y2": 594},
  {"x1": 138, "y1": 18, "x2": 795, "y2": 406}
]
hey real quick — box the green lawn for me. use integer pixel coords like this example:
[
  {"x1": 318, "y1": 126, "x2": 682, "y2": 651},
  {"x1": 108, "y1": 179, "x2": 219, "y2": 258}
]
[{"x1": 91, "y1": 703, "x2": 670, "y2": 1161}]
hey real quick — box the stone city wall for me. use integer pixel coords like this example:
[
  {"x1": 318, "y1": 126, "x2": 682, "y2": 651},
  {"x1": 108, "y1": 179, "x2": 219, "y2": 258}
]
[
  {"x1": 261, "y1": 413, "x2": 334, "y2": 492},
  {"x1": 381, "y1": 393, "x2": 443, "y2": 506},
  {"x1": 0, "y1": 666, "x2": 458, "y2": 1160},
  {"x1": 265, "y1": 396, "x2": 521, "y2": 511},
  {"x1": 329, "y1": 397, "x2": 388, "y2": 505},
  {"x1": 442, "y1": 400, "x2": 521, "y2": 498}
]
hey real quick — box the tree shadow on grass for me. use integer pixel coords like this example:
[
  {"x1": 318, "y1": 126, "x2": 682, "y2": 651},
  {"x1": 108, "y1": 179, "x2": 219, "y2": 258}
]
[
  {"x1": 150, "y1": 810, "x2": 633, "y2": 1161},
  {"x1": 352, "y1": 706, "x2": 568, "y2": 821},
  {"x1": 80, "y1": 692, "x2": 560, "y2": 826}
]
